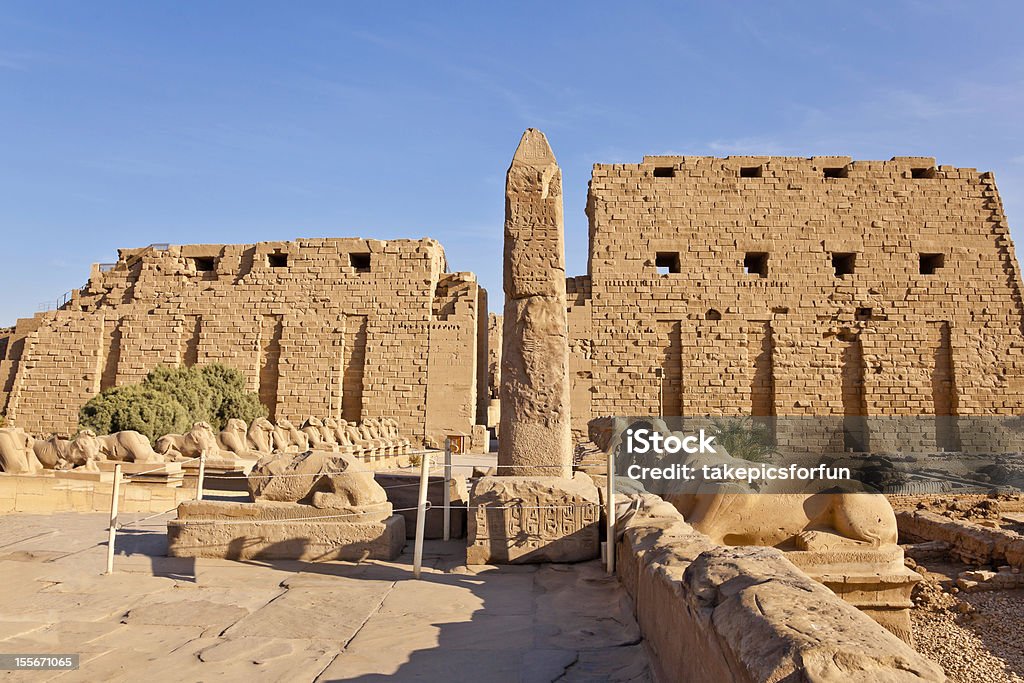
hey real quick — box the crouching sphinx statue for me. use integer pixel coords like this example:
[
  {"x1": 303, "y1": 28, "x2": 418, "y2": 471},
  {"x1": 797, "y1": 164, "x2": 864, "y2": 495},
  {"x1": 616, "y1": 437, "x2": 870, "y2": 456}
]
[{"x1": 167, "y1": 450, "x2": 405, "y2": 562}]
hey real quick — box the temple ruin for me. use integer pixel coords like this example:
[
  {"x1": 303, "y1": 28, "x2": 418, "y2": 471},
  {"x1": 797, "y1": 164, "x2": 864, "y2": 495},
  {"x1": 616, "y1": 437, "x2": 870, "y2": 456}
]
[
  {"x1": 567, "y1": 155, "x2": 1024, "y2": 449},
  {"x1": 3, "y1": 155, "x2": 1023, "y2": 455},
  {"x1": 0, "y1": 238, "x2": 489, "y2": 449},
  {"x1": 3, "y1": 129, "x2": 1024, "y2": 682}
]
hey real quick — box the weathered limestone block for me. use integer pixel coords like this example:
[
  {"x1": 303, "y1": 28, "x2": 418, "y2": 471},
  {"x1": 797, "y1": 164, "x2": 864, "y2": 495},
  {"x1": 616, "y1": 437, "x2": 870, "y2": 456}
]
[
  {"x1": 167, "y1": 499, "x2": 405, "y2": 561},
  {"x1": 97, "y1": 460, "x2": 184, "y2": 488},
  {"x1": 897, "y1": 509, "x2": 1024, "y2": 569},
  {"x1": 499, "y1": 129, "x2": 572, "y2": 478},
  {"x1": 467, "y1": 472, "x2": 600, "y2": 564},
  {"x1": 616, "y1": 495, "x2": 945, "y2": 682},
  {"x1": 247, "y1": 451, "x2": 387, "y2": 510}
]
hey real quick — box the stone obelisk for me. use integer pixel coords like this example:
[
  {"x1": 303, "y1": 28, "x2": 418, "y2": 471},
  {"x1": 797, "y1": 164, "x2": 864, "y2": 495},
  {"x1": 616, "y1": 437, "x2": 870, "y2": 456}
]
[
  {"x1": 466, "y1": 130, "x2": 598, "y2": 564},
  {"x1": 499, "y1": 128, "x2": 572, "y2": 478}
]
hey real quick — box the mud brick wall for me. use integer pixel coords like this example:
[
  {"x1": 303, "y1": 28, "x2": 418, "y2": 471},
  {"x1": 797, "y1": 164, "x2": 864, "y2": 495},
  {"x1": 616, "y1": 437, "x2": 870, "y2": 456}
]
[
  {"x1": 566, "y1": 276, "x2": 592, "y2": 439},
  {"x1": 7, "y1": 314, "x2": 104, "y2": 435},
  {"x1": 571, "y1": 155, "x2": 1024, "y2": 449},
  {"x1": 3, "y1": 238, "x2": 486, "y2": 445}
]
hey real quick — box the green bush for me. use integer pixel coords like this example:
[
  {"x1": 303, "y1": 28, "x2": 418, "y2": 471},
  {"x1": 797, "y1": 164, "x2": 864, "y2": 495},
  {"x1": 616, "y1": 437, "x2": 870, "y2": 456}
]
[
  {"x1": 710, "y1": 416, "x2": 777, "y2": 463},
  {"x1": 79, "y1": 385, "x2": 192, "y2": 442},
  {"x1": 196, "y1": 364, "x2": 267, "y2": 428},
  {"x1": 143, "y1": 365, "x2": 218, "y2": 423},
  {"x1": 79, "y1": 364, "x2": 267, "y2": 442}
]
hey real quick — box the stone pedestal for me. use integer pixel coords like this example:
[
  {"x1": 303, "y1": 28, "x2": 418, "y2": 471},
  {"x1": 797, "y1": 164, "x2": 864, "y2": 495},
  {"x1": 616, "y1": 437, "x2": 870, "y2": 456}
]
[
  {"x1": 181, "y1": 457, "x2": 254, "y2": 492},
  {"x1": 467, "y1": 472, "x2": 600, "y2": 564},
  {"x1": 785, "y1": 545, "x2": 921, "y2": 645},
  {"x1": 53, "y1": 469, "x2": 114, "y2": 483},
  {"x1": 167, "y1": 499, "x2": 405, "y2": 561},
  {"x1": 98, "y1": 460, "x2": 184, "y2": 488}
]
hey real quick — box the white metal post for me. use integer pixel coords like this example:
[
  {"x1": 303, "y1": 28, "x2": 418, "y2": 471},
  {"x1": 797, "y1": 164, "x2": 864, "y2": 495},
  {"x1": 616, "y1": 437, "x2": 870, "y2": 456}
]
[
  {"x1": 412, "y1": 450, "x2": 432, "y2": 579},
  {"x1": 196, "y1": 452, "x2": 207, "y2": 501},
  {"x1": 443, "y1": 438, "x2": 452, "y2": 541},
  {"x1": 606, "y1": 448, "x2": 615, "y2": 574},
  {"x1": 105, "y1": 463, "x2": 122, "y2": 575}
]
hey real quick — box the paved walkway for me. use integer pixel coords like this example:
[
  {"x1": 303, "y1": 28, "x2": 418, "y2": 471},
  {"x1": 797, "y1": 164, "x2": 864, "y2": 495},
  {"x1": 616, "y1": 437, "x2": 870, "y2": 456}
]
[{"x1": 0, "y1": 513, "x2": 650, "y2": 682}]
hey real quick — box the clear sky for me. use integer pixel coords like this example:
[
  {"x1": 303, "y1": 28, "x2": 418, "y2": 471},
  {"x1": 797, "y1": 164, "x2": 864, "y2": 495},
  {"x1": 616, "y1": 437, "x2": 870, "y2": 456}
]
[{"x1": 2, "y1": 2, "x2": 1023, "y2": 325}]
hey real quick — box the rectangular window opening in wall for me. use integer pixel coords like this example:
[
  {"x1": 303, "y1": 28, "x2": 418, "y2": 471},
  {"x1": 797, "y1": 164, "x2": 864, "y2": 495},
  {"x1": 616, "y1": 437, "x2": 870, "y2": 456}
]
[
  {"x1": 739, "y1": 166, "x2": 763, "y2": 178},
  {"x1": 911, "y1": 167, "x2": 936, "y2": 179},
  {"x1": 856, "y1": 307, "x2": 873, "y2": 321},
  {"x1": 349, "y1": 252, "x2": 371, "y2": 273},
  {"x1": 743, "y1": 252, "x2": 768, "y2": 278},
  {"x1": 192, "y1": 257, "x2": 216, "y2": 272},
  {"x1": 823, "y1": 167, "x2": 848, "y2": 179},
  {"x1": 920, "y1": 253, "x2": 944, "y2": 275},
  {"x1": 267, "y1": 252, "x2": 288, "y2": 268},
  {"x1": 655, "y1": 252, "x2": 681, "y2": 275},
  {"x1": 653, "y1": 167, "x2": 676, "y2": 178},
  {"x1": 832, "y1": 252, "x2": 856, "y2": 277}
]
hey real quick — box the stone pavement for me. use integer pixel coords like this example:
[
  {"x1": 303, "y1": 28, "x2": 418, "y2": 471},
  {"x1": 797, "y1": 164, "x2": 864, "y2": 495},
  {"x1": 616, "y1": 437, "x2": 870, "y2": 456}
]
[{"x1": 0, "y1": 513, "x2": 650, "y2": 682}]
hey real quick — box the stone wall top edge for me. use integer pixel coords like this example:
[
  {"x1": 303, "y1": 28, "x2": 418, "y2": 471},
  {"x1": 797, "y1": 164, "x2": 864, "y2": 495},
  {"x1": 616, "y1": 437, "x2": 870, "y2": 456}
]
[
  {"x1": 636, "y1": 154, "x2": 941, "y2": 165},
  {"x1": 115, "y1": 236, "x2": 443, "y2": 260},
  {"x1": 590, "y1": 155, "x2": 988, "y2": 174}
]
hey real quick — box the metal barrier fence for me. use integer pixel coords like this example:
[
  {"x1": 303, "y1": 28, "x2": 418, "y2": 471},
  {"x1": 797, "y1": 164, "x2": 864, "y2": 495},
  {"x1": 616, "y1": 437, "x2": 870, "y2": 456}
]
[{"x1": 104, "y1": 443, "x2": 617, "y2": 578}]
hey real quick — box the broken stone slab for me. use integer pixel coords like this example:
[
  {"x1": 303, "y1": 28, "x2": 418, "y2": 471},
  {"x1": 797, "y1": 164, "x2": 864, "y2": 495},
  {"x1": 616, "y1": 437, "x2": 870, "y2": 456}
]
[
  {"x1": 167, "y1": 499, "x2": 405, "y2": 561},
  {"x1": 903, "y1": 539, "x2": 952, "y2": 563},
  {"x1": 897, "y1": 509, "x2": 1024, "y2": 569},
  {"x1": 126, "y1": 634, "x2": 338, "y2": 683},
  {"x1": 224, "y1": 584, "x2": 394, "y2": 642},
  {"x1": 467, "y1": 472, "x2": 600, "y2": 564},
  {"x1": 956, "y1": 566, "x2": 1024, "y2": 591},
  {"x1": 533, "y1": 563, "x2": 641, "y2": 650}
]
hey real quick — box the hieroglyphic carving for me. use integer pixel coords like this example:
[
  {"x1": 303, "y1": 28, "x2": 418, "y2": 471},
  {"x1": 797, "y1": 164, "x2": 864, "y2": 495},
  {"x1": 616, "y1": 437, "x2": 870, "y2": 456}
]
[{"x1": 466, "y1": 473, "x2": 600, "y2": 564}]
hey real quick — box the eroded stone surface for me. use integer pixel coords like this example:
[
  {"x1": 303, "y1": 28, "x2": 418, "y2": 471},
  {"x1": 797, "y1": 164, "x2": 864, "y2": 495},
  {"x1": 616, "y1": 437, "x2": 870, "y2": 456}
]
[
  {"x1": 247, "y1": 451, "x2": 386, "y2": 507},
  {"x1": 168, "y1": 504, "x2": 406, "y2": 562},
  {"x1": 467, "y1": 472, "x2": 600, "y2": 564},
  {"x1": 616, "y1": 494, "x2": 945, "y2": 682},
  {"x1": 499, "y1": 129, "x2": 572, "y2": 478}
]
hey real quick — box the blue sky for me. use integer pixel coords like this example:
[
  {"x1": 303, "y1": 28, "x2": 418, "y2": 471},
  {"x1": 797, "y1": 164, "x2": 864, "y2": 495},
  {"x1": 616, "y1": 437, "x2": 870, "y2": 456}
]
[{"x1": 2, "y1": 2, "x2": 1023, "y2": 325}]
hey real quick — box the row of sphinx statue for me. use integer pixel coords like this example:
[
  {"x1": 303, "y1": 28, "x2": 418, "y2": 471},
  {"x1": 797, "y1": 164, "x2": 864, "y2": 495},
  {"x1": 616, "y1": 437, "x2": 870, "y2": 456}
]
[
  {"x1": 158, "y1": 416, "x2": 411, "y2": 460},
  {"x1": 0, "y1": 416, "x2": 410, "y2": 475}
]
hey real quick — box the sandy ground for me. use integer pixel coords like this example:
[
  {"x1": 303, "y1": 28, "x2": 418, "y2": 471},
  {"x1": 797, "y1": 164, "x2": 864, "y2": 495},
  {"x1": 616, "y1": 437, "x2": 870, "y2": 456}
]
[
  {"x1": 0, "y1": 512, "x2": 650, "y2": 682},
  {"x1": 910, "y1": 558, "x2": 1024, "y2": 683}
]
